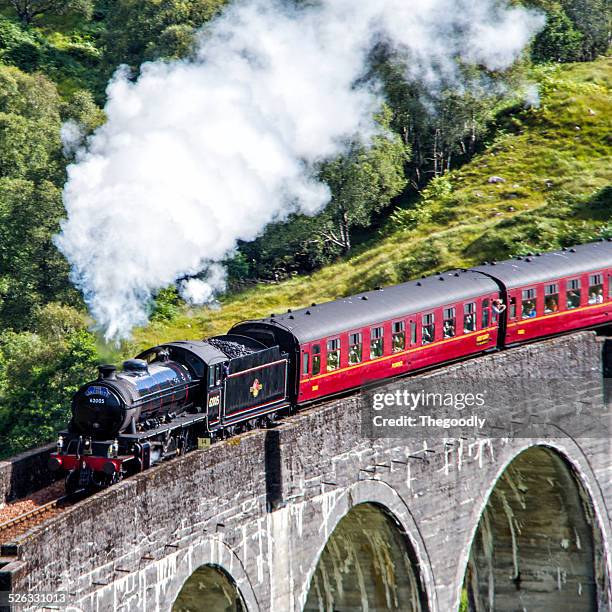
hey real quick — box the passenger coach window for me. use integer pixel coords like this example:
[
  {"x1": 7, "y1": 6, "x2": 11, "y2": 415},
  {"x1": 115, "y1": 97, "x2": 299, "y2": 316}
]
[
  {"x1": 521, "y1": 288, "x2": 537, "y2": 319},
  {"x1": 370, "y1": 327, "x2": 384, "y2": 358},
  {"x1": 588, "y1": 273, "x2": 604, "y2": 304},
  {"x1": 544, "y1": 283, "x2": 559, "y2": 313},
  {"x1": 567, "y1": 279, "x2": 581, "y2": 309},
  {"x1": 464, "y1": 303, "x2": 476, "y2": 333},
  {"x1": 422, "y1": 314, "x2": 434, "y2": 345},
  {"x1": 443, "y1": 308, "x2": 456, "y2": 338},
  {"x1": 609, "y1": 275, "x2": 612, "y2": 300},
  {"x1": 392, "y1": 322, "x2": 405, "y2": 352},
  {"x1": 410, "y1": 321, "x2": 417, "y2": 345},
  {"x1": 509, "y1": 297, "x2": 517, "y2": 319},
  {"x1": 327, "y1": 339, "x2": 340, "y2": 371},
  {"x1": 302, "y1": 352, "x2": 309, "y2": 376},
  {"x1": 312, "y1": 345, "x2": 321, "y2": 375},
  {"x1": 482, "y1": 300, "x2": 490, "y2": 328},
  {"x1": 349, "y1": 333, "x2": 362, "y2": 364}
]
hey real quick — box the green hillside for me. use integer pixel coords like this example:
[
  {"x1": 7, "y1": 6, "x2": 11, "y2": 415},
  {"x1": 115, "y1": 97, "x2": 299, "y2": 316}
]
[{"x1": 130, "y1": 56, "x2": 612, "y2": 353}]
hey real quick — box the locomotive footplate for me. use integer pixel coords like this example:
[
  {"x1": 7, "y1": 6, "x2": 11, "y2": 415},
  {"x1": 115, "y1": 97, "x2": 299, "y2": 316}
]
[{"x1": 117, "y1": 412, "x2": 208, "y2": 444}]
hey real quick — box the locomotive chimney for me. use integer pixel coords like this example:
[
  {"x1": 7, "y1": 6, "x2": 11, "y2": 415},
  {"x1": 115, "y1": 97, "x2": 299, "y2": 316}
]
[{"x1": 98, "y1": 364, "x2": 117, "y2": 380}]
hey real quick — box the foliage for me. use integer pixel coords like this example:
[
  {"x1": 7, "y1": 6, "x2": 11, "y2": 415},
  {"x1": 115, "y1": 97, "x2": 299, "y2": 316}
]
[
  {"x1": 0, "y1": 66, "x2": 78, "y2": 329},
  {"x1": 151, "y1": 286, "x2": 181, "y2": 322},
  {"x1": 389, "y1": 176, "x2": 453, "y2": 231},
  {"x1": 316, "y1": 122, "x2": 409, "y2": 254},
  {"x1": 531, "y1": 4, "x2": 584, "y2": 63},
  {"x1": 0, "y1": 14, "x2": 103, "y2": 94},
  {"x1": 558, "y1": 0, "x2": 610, "y2": 60},
  {"x1": 0, "y1": 304, "x2": 98, "y2": 458},
  {"x1": 526, "y1": 0, "x2": 611, "y2": 62},
  {"x1": 0, "y1": 178, "x2": 76, "y2": 326},
  {"x1": 101, "y1": 0, "x2": 227, "y2": 69},
  {"x1": 0, "y1": 0, "x2": 93, "y2": 25}
]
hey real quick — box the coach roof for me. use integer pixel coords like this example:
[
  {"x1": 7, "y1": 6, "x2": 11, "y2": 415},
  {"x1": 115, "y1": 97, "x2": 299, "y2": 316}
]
[
  {"x1": 246, "y1": 270, "x2": 498, "y2": 343},
  {"x1": 471, "y1": 240, "x2": 612, "y2": 289}
]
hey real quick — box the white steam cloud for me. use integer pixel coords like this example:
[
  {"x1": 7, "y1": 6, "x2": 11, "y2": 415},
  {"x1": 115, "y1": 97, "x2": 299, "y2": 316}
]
[{"x1": 56, "y1": 0, "x2": 544, "y2": 340}]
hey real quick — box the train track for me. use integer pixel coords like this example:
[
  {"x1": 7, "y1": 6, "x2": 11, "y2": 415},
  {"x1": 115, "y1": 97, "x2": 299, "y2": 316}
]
[{"x1": 0, "y1": 496, "x2": 73, "y2": 544}]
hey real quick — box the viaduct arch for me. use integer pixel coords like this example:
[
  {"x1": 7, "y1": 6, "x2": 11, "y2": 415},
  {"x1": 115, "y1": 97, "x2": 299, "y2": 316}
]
[{"x1": 460, "y1": 443, "x2": 610, "y2": 611}]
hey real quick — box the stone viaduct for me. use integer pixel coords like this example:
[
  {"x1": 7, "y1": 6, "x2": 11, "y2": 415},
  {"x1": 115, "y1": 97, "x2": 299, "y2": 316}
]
[{"x1": 1, "y1": 331, "x2": 611, "y2": 611}]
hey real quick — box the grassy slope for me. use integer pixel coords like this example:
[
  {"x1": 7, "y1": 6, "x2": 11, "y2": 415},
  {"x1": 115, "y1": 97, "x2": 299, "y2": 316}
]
[{"x1": 129, "y1": 57, "x2": 612, "y2": 354}]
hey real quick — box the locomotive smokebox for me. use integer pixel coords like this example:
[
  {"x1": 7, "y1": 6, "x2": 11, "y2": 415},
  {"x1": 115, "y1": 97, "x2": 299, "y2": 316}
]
[{"x1": 98, "y1": 364, "x2": 117, "y2": 380}]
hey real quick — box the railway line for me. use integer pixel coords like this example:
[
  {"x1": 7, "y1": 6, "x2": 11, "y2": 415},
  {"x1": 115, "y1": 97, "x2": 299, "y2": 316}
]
[{"x1": 0, "y1": 495, "x2": 75, "y2": 544}]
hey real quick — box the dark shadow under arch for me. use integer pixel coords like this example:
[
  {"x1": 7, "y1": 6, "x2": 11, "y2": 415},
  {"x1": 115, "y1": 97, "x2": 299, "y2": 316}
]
[
  {"x1": 304, "y1": 502, "x2": 429, "y2": 611},
  {"x1": 462, "y1": 445, "x2": 609, "y2": 611},
  {"x1": 172, "y1": 564, "x2": 247, "y2": 612}
]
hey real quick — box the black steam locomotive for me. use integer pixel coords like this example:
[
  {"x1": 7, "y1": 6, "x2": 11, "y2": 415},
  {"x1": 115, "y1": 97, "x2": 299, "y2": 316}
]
[{"x1": 50, "y1": 336, "x2": 289, "y2": 493}]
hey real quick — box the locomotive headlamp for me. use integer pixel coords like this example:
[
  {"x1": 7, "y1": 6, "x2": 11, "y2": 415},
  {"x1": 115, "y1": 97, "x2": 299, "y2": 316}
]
[
  {"x1": 110, "y1": 439, "x2": 119, "y2": 458},
  {"x1": 56, "y1": 435, "x2": 64, "y2": 453}
]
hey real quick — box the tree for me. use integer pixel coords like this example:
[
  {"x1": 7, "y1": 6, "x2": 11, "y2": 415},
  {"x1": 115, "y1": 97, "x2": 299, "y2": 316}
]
[
  {"x1": 0, "y1": 179, "x2": 76, "y2": 327},
  {"x1": 532, "y1": 4, "x2": 583, "y2": 63},
  {"x1": 102, "y1": 0, "x2": 227, "y2": 69},
  {"x1": 525, "y1": 0, "x2": 611, "y2": 61},
  {"x1": 0, "y1": 66, "x2": 77, "y2": 329},
  {"x1": 0, "y1": 304, "x2": 99, "y2": 458},
  {"x1": 558, "y1": 0, "x2": 610, "y2": 60},
  {"x1": 317, "y1": 115, "x2": 409, "y2": 254},
  {"x1": 376, "y1": 58, "x2": 507, "y2": 187},
  {"x1": 2, "y1": 0, "x2": 93, "y2": 24}
]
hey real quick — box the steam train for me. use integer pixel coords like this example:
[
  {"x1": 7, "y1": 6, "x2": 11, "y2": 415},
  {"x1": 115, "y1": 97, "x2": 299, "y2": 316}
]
[{"x1": 50, "y1": 240, "x2": 612, "y2": 493}]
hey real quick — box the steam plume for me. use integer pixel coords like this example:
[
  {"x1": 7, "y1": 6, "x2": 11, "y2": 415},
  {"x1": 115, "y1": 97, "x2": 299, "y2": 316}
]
[{"x1": 56, "y1": 0, "x2": 544, "y2": 340}]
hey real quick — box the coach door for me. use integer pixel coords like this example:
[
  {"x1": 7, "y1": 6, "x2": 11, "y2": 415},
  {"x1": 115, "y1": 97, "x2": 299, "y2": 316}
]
[{"x1": 206, "y1": 363, "x2": 224, "y2": 428}]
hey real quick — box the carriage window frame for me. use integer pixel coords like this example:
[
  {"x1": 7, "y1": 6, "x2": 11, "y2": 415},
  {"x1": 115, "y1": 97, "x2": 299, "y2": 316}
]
[
  {"x1": 443, "y1": 307, "x2": 456, "y2": 338},
  {"x1": 521, "y1": 287, "x2": 537, "y2": 319},
  {"x1": 422, "y1": 313, "x2": 435, "y2": 345},
  {"x1": 302, "y1": 352, "x2": 309, "y2": 376},
  {"x1": 349, "y1": 332, "x2": 362, "y2": 365},
  {"x1": 509, "y1": 296, "x2": 517, "y2": 319},
  {"x1": 482, "y1": 299, "x2": 491, "y2": 328},
  {"x1": 588, "y1": 273, "x2": 604, "y2": 304},
  {"x1": 544, "y1": 283, "x2": 559, "y2": 314},
  {"x1": 312, "y1": 344, "x2": 321, "y2": 376},
  {"x1": 326, "y1": 338, "x2": 341, "y2": 371},
  {"x1": 392, "y1": 321, "x2": 405, "y2": 353},
  {"x1": 410, "y1": 321, "x2": 417, "y2": 345},
  {"x1": 567, "y1": 278, "x2": 581, "y2": 309},
  {"x1": 370, "y1": 326, "x2": 384, "y2": 359},
  {"x1": 463, "y1": 302, "x2": 476, "y2": 333}
]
